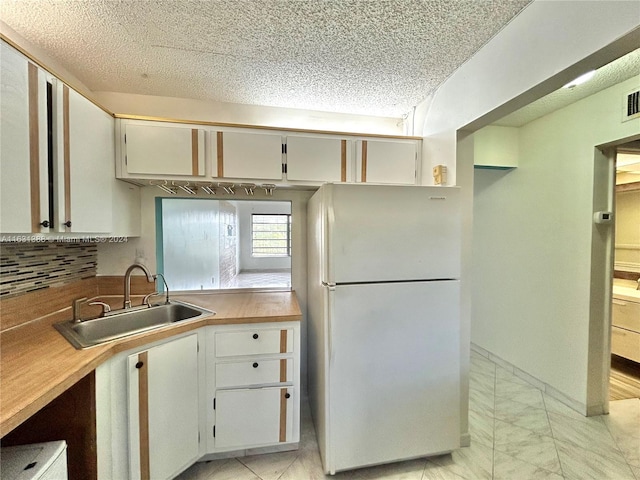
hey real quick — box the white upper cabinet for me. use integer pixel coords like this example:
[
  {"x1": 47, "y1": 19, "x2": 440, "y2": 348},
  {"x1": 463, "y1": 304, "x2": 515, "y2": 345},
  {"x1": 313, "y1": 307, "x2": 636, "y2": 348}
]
[
  {"x1": 0, "y1": 42, "x2": 46, "y2": 233},
  {"x1": 286, "y1": 135, "x2": 350, "y2": 182},
  {"x1": 356, "y1": 139, "x2": 419, "y2": 185},
  {"x1": 214, "y1": 130, "x2": 283, "y2": 181},
  {"x1": 114, "y1": 117, "x2": 422, "y2": 188},
  {"x1": 59, "y1": 87, "x2": 114, "y2": 233},
  {"x1": 123, "y1": 122, "x2": 205, "y2": 176},
  {"x1": 1, "y1": 41, "x2": 139, "y2": 235}
]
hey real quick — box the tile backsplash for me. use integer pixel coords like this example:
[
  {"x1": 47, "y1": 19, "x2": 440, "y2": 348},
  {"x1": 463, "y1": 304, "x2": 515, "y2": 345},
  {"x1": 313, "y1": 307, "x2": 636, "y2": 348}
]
[{"x1": 0, "y1": 242, "x2": 97, "y2": 298}]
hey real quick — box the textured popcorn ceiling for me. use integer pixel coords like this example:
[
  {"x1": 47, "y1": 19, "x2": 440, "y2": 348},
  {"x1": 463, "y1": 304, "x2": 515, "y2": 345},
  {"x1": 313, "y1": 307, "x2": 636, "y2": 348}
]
[
  {"x1": 0, "y1": 0, "x2": 532, "y2": 118},
  {"x1": 495, "y1": 48, "x2": 640, "y2": 127}
]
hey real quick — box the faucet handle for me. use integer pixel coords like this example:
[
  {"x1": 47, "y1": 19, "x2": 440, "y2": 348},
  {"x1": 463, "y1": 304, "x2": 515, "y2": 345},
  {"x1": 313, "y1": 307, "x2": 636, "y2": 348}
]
[
  {"x1": 142, "y1": 292, "x2": 160, "y2": 307},
  {"x1": 73, "y1": 297, "x2": 87, "y2": 323}
]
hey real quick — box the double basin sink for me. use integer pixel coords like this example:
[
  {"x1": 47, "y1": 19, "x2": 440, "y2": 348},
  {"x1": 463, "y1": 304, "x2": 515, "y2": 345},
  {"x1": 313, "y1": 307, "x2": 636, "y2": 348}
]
[{"x1": 55, "y1": 301, "x2": 214, "y2": 349}]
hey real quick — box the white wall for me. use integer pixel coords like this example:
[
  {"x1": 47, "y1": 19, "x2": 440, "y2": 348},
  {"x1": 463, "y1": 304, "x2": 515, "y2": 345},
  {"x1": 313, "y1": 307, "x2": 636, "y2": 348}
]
[
  {"x1": 236, "y1": 201, "x2": 292, "y2": 272},
  {"x1": 473, "y1": 77, "x2": 640, "y2": 411},
  {"x1": 419, "y1": 0, "x2": 640, "y2": 438},
  {"x1": 94, "y1": 91, "x2": 404, "y2": 136}
]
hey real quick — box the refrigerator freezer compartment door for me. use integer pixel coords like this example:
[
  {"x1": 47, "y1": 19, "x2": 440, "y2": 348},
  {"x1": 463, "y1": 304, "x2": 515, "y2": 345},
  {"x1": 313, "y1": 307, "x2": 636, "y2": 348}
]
[
  {"x1": 327, "y1": 280, "x2": 460, "y2": 473},
  {"x1": 324, "y1": 184, "x2": 461, "y2": 284}
]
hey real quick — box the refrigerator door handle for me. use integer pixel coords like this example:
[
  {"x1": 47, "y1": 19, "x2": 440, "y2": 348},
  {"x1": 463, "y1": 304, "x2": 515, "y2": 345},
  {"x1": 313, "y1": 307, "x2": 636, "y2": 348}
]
[
  {"x1": 326, "y1": 197, "x2": 336, "y2": 285},
  {"x1": 327, "y1": 286, "x2": 335, "y2": 366}
]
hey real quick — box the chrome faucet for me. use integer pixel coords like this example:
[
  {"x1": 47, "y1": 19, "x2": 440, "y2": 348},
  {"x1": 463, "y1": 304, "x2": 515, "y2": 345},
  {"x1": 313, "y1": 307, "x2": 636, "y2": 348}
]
[
  {"x1": 154, "y1": 273, "x2": 170, "y2": 305},
  {"x1": 123, "y1": 263, "x2": 155, "y2": 309}
]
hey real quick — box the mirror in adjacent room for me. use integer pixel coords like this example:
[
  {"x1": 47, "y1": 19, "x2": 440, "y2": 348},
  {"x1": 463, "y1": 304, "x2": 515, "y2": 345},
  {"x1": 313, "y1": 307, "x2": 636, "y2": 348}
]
[
  {"x1": 614, "y1": 146, "x2": 640, "y2": 275},
  {"x1": 157, "y1": 198, "x2": 292, "y2": 292}
]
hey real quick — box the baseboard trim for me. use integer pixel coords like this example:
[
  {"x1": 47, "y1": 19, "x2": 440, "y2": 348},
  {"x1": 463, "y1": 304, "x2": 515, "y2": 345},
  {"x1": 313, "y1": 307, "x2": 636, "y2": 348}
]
[
  {"x1": 200, "y1": 443, "x2": 299, "y2": 462},
  {"x1": 470, "y1": 343, "x2": 592, "y2": 417}
]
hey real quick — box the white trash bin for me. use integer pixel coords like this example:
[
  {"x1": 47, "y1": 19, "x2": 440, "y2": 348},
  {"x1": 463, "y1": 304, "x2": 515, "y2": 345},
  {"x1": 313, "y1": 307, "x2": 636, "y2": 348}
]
[{"x1": 0, "y1": 441, "x2": 68, "y2": 480}]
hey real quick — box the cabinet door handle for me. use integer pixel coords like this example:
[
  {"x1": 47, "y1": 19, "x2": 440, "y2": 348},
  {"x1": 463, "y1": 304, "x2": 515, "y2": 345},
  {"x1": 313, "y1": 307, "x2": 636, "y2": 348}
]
[
  {"x1": 40, "y1": 220, "x2": 50, "y2": 228},
  {"x1": 135, "y1": 361, "x2": 144, "y2": 369},
  {"x1": 284, "y1": 393, "x2": 291, "y2": 399},
  {"x1": 253, "y1": 362, "x2": 259, "y2": 368},
  {"x1": 253, "y1": 333, "x2": 259, "y2": 339},
  {"x1": 63, "y1": 221, "x2": 72, "y2": 228}
]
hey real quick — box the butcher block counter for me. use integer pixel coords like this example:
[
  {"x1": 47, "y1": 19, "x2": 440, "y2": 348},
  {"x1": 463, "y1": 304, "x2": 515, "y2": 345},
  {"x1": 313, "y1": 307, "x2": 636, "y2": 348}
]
[{"x1": 0, "y1": 291, "x2": 302, "y2": 436}]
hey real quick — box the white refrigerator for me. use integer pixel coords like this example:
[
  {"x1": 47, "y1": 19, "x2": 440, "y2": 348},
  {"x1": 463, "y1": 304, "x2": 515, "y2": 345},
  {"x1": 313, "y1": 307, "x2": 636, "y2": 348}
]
[{"x1": 307, "y1": 183, "x2": 461, "y2": 475}]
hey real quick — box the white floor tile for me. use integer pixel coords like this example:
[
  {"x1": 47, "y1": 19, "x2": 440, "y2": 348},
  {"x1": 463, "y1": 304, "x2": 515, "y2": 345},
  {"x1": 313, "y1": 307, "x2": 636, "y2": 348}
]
[
  {"x1": 493, "y1": 420, "x2": 562, "y2": 473},
  {"x1": 548, "y1": 411, "x2": 625, "y2": 461},
  {"x1": 237, "y1": 450, "x2": 299, "y2": 480},
  {"x1": 554, "y1": 437, "x2": 636, "y2": 480},
  {"x1": 493, "y1": 451, "x2": 563, "y2": 480},
  {"x1": 427, "y1": 442, "x2": 493, "y2": 480}
]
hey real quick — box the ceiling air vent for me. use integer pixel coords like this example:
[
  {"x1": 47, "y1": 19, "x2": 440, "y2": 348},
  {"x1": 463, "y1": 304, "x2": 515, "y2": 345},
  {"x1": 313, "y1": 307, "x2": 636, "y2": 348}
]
[{"x1": 623, "y1": 88, "x2": 640, "y2": 122}]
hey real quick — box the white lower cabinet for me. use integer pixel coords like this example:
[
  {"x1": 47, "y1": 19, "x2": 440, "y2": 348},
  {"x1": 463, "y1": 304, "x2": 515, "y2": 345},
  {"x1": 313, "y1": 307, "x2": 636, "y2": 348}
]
[
  {"x1": 215, "y1": 387, "x2": 296, "y2": 448},
  {"x1": 207, "y1": 322, "x2": 300, "y2": 454},
  {"x1": 96, "y1": 322, "x2": 300, "y2": 480},
  {"x1": 128, "y1": 333, "x2": 200, "y2": 480}
]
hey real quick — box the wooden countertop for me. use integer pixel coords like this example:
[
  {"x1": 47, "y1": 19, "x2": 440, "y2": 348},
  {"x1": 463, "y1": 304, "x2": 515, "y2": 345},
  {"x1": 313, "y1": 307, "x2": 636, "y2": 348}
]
[{"x1": 0, "y1": 291, "x2": 302, "y2": 436}]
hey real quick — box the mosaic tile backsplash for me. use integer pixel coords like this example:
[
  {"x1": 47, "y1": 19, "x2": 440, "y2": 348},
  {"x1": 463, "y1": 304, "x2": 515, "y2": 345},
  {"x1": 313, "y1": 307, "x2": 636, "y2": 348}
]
[{"x1": 0, "y1": 242, "x2": 97, "y2": 298}]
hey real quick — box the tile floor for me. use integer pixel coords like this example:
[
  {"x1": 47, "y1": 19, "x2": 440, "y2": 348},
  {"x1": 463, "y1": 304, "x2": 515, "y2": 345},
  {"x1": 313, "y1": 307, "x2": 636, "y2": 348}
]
[
  {"x1": 223, "y1": 270, "x2": 292, "y2": 289},
  {"x1": 176, "y1": 350, "x2": 640, "y2": 479}
]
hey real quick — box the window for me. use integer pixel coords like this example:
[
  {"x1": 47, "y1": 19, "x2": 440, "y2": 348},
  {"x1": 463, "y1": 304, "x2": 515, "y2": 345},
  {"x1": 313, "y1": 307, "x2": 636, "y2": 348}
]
[{"x1": 252, "y1": 214, "x2": 291, "y2": 257}]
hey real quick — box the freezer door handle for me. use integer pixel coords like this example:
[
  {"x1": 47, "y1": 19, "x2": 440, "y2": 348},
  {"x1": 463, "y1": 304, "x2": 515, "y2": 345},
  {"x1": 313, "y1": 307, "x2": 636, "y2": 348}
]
[{"x1": 327, "y1": 286, "x2": 335, "y2": 365}]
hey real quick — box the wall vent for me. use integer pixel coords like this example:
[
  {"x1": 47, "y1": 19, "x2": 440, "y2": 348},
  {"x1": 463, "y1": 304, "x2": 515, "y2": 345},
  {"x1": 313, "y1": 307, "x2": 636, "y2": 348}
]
[{"x1": 623, "y1": 88, "x2": 640, "y2": 122}]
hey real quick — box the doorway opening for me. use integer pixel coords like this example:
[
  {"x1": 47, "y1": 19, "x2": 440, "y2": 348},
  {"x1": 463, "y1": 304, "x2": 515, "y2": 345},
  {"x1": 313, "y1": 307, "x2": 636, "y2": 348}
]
[{"x1": 609, "y1": 141, "x2": 640, "y2": 401}]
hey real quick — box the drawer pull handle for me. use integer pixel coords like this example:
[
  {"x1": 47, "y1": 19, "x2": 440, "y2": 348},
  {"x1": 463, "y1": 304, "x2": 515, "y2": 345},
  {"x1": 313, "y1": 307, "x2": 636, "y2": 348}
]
[
  {"x1": 135, "y1": 361, "x2": 144, "y2": 369},
  {"x1": 253, "y1": 362, "x2": 259, "y2": 368},
  {"x1": 253, "y1": 333, "x2": 259, "y2": 339},
  {"x1": 284, "y1": 393, "x2": 291, "y2": 399}
]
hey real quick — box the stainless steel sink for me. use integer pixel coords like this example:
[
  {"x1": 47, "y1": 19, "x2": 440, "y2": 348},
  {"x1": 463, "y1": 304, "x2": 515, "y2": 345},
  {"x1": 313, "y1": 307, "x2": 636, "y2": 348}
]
[{"x1": 55, "y1": 301, "x2": 214, "y2": 349}]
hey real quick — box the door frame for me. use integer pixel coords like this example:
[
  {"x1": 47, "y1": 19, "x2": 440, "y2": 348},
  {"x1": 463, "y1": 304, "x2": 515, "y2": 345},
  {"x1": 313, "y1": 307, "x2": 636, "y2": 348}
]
[{"x1": 591, "y1": 133, "x2": 640, "y2": 414}]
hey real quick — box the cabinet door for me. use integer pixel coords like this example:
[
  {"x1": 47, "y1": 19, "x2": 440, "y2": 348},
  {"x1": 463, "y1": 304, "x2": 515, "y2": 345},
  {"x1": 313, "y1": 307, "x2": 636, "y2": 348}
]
[
  {"x1": 124, "y1": 123, "x2": 205, "y2": 176},
  {"x1": 215, "y1": 130, "x2": 283, "y2": 180},
  {"x1": 0, "y1": 42, "x2": 47, "y2": 233},
  {"x1": 356, "y1": 139, "x2": 418, "y2": 185},
  {"x1": 128, "y1": 334, "x2": 199, "y2": 480},
  {"x1": 286, "y1": 135, "x2": 349, "y2": 182},
  {"x1": 59, "y1": 87, "x2": 113, "y2": 233},
  {"x1": 215, "y1": 387, "x2": 294, "y2": 448}
]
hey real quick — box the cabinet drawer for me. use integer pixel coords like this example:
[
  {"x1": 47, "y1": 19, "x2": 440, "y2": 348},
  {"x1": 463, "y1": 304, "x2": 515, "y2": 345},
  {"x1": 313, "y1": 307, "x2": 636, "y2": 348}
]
[
  {"x1": 216, "y1": 358, "x2": 293, "y2": 388},
  {"x1": 612, "y1": 326, "x2": 640, "y2": 363},
  {"x1": 612, "y1": 299, "x2": 640, "y2": 332},
  {"x1": 215, "y1": 328, "x2": 293, "y2": 357}
]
